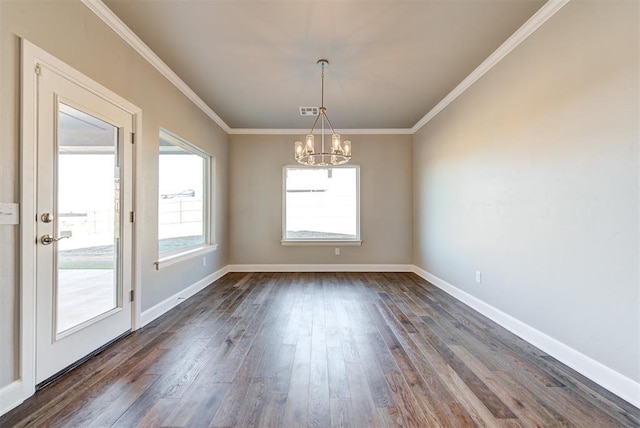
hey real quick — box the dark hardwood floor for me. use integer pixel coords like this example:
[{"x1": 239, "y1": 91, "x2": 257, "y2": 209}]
[{"x1": 2, "y1": 272, "x2": 638, "y2": 427}]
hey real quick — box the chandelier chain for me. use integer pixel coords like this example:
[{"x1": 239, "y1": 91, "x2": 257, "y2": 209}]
[{"x1": 321, "y1": 62, "x2": 325, "y2": 109}]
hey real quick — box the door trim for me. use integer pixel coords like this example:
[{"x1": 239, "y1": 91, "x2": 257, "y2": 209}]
[{"x1": 19, "y1": 39, "x2": 142, "y2": 404}]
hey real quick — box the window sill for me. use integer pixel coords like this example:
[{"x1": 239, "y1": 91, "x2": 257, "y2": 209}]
[
  {"x1": 281, "y1": 240, "x2": 362, "y2": 247},
  {"x1": 155, "y1": 244, "x2": 218, "y2": 270}
]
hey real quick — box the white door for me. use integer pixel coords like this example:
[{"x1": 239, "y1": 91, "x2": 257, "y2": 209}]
[{"x1": 35, "y1": 66, "x2": 134, "y2": 384}]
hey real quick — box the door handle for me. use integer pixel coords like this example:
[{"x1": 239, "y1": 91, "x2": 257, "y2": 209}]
[{"x1": 40, "y1": 234, "x2": 70, "y2": 245}]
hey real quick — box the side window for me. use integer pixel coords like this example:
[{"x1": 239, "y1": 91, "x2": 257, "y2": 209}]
[{"x1": 158, "y1": 129, "x2": 213, "y2": 257}]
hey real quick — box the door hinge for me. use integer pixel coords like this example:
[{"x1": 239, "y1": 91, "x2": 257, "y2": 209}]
[
  {"x1": 130, "y1": 290, "x2": 135, "y2": 302},
  {"x1": 131, "y1": 132, "x2": 136, "y2": 145},
  {"x1": 35, "y1": 64, "x2": 42, "y2": 76},
  {"x1": 129, "y1": 211, "x2": 135, "y2": 223}
]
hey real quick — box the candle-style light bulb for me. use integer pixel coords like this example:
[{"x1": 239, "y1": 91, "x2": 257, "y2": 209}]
[
  {"x1": 305, "y1": 134, "x2": 315, "y2": 155},
  {"x1": 332, "y1": 134, "x2": 342, "y2": 154},
  {"x1": 343, "y1": 140, "x2": 351, "y2": 156},
  {"x1": 294, "y1": 141, "x2": 303, "y2": 159}
]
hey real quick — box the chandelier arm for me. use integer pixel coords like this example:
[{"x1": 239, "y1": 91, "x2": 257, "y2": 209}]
[
  {"x1": 321, "y1": 108, "x2": 326, "y2": 154},
  {"x1": 322, "y1": 111, "x2": 338, "y2": 135},
  {"x1": 308, "y1": 110, "x2": 321, "y2": 134}
]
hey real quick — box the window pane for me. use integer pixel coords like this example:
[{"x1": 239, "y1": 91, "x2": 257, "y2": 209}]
[
  {"x1": 285, "y1": 167, "x2": 358, "y2": 240},
  {"x1": 158, "y1": 133, "x2": 208, "y2": 254},
  {"x1": 57, "y1": 103, "x2": 119, "y2": 333}
]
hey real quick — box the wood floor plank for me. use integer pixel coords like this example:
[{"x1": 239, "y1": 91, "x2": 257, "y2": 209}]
[
  {"x1": 365, "y1": 331, "x2": 401, "y2": 375},
  {"x1": 374, "y1": 406, "x2": 403, "y2": 427},
  {"x1": 423, "y1": 298, "x2": 566, "y2": 388},
  {"x1": 2, "y1": 272, "x2": 638, "y2": 428},
  {"x1": 161, "y1": 382, "x2": 228, "y2": 428},
  {"x1": 327, "y1": 346, "x2": 350, "y2": 399},
  {"x1": 352, "y1": 337, "x2": 394, "y2": 408},
  {"x1": 85, "y1": 374, "x2": 160, "y2": 428},
  {"x1": 233, "y1": 379, "x2": 268, "y2": 427},
  {"x1": 451, "y1": 344, "x2": 552, "y2": 427},
  {"x1": 344, "y1": 362, "x2": 377, "y2": 427},
  {"x1": 441, "y1": 367, "x2": 508, "y2": 427},
  {"x1": 257, "y1": 392, "x2": 288, "y2": 428},
  {"x1": 308, "y1": 285, "x2": 331, "y2": 428},
  {"x1": 268, "y1": 344, "x2": 296, "y2": 395},
  {"x1": 282, "y1": 335, "x2": 311, "y2": 427},
  {"x1": 383, "y1": 372, "x2": 431, "y2": 428},
  {"x1": 409, "y1": 308, "x2": 517, "y2": 419},
  {"x1": 493, "y1": 369, "x2": 573, "y2": 426},
  {"x1": 208, "y1": 377, "x2": 250, "y2": 427},
  {"x1": 330, "y1": 397, "x2": 352, "y2": 428}
]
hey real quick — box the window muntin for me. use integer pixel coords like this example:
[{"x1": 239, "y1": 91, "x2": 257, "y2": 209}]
[
  {"x1": 283, "y1": 166, "x2": 360, "y2": 242},
  {"x1": 158, "y1": 130, "x2": 212, "y2": 256}
]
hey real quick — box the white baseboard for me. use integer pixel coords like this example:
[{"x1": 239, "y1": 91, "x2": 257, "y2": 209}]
[
  {"x1": 412, "y1": 266, "x2": 640, "y2": 409},
  {"x1": 0, "y1": 380, "x2": 24, "y2": 416},
  {"x1": 140, "y1": 265, "x2": 229, "y2": 327},
  {"x1": 227, "y1": 264, "x2": 414, "y2": 273}
]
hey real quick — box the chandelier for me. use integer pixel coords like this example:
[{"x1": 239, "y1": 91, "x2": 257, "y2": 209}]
[{"x1": 294, "y1": 59, "x2": 351, "y2": 166}]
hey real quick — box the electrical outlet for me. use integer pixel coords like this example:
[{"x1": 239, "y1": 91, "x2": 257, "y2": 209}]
[
  {"x1": 475, "y1": 271, "x2": 482, "y2": 283},
  {"x1": 335, "y1": 248, "x2": 340, "y2": 256}
]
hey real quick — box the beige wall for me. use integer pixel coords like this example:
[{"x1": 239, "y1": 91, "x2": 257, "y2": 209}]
[
  {"x1": 413, "y1": 0, "x2": 639, "y2": 382},
  {"x1": 0, "y1": 0, "x2": 229, "y2": 388},
  {"x1": 229, "y1": 134, "x2": 413, "y2": 265}
]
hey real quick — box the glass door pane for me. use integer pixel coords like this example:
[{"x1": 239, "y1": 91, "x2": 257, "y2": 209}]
[{"x1": 56, "y1": 103, "x2": 120, "y2": 334}]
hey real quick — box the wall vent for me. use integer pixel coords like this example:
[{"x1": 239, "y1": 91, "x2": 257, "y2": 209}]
[{"x1": 299, "y1": 107, "x2": 319, "y2": 116}]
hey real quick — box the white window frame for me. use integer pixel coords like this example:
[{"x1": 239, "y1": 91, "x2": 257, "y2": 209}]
[
  {"x1": 281, "y1": 165, "x2": 361, "y2": 246},
  {"x1": 155, "y1": 129, "x2": 217, "y2": 269}
]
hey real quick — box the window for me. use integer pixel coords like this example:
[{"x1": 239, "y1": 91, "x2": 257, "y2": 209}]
[
  {"x1": 283, "y1": 166, "x2": 360, "y2": 244},
  {"x1": 158, "y1": 129, "x2": 214, "y2": 262}
]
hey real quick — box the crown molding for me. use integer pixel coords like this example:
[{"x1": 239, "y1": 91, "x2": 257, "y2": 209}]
[
  {"x1": 229, "y1": 128, "x2": 413, "y2": 135},
  {"x1": 83, "y1": 0, "x2": 568, "y2": 137},
  {"x1": 80, "y1": 0, "x2": 231, "y2": 134},
  {"x1": 411, "y1": 0, "x2": 570, "y2": 134}
]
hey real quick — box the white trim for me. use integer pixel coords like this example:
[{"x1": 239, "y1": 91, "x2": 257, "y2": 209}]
[
  {"x1": 411, "y1": 0, "x2": 570, "y2": 133},
  {"x1": 0, "y1": 380, "x2": 24, "y2": 416},
  {"x1": 281, "y1": 240, "x2": 362, "y2": 247},
  {"x1": 282, "y1": 165, "x2": 361, "y2": 243},
  {"x1": 158, "y1": 128, "x2": 216, "y2": 267},
  {"x1": 19, "y1": 39, "x2": 39, "y2": 410},
  {"x1": 79, "y1": 0, "x2": 231, "y2": 134},
  {"x1": 19, "y1": 39, "x2": 142, "y2": 409},
  {"x1": 82, "y1": 0, "x2": 568, "y2": 137},
  {"x1": 227, "y1": 264, "x2": 413, "y2": 273},
  {"x1": 140, "y1": 265, "x2": 229, "y2": 327},
  {"x1": 229, "y1": 128, "x2": 413, "y2": 135},
  {"x1": 155, "y1": 244, "x2": 219, "y2": 270},
  {"x1": 412, "y1": 266, "x2": 640, "y2": 408},
  {"x1": 132, "y1": 112, "x2": 143, "y2": 329},
  {"x1": 160, "y1": 128, "x2": 211, "y2": 158}
]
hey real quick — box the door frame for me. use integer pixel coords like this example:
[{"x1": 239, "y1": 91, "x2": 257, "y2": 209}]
[{"x1": 20, "y1": 39, "x2": 142, "y2": 400}]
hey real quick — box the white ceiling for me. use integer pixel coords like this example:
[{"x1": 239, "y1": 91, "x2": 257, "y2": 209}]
[{"x1": 102, "y1": 0, "x2": 546, "y2": 130}]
